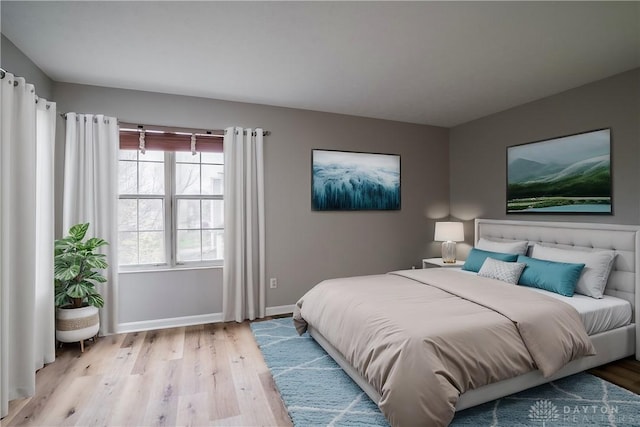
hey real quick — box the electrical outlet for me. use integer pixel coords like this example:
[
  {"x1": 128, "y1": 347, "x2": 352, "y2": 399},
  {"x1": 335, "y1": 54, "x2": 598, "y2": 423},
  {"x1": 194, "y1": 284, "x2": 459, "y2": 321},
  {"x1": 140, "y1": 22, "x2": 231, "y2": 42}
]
[{"x1": 269, "y1": 278, "x2": 278, "y2": 289}]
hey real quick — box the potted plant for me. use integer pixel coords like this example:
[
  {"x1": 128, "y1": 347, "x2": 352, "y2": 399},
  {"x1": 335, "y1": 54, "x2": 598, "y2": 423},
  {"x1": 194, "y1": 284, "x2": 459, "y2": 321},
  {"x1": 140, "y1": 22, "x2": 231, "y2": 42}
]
[{"x1": 54, "y1": 223, "x2": 108, "y2": 351}]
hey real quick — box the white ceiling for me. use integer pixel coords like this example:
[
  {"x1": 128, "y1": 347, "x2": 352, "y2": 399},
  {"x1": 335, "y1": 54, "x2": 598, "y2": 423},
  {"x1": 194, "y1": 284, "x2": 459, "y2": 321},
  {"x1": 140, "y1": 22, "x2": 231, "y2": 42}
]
[{"x1": 2, "y1": 1, "x2": 639, "y2": 127}]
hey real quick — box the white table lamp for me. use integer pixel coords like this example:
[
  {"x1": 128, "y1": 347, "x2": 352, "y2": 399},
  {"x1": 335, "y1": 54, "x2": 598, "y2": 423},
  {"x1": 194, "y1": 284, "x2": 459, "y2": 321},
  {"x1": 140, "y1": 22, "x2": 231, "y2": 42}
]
[{"x1": 434, "y1": 222, "x2": 464, "y2": 263}]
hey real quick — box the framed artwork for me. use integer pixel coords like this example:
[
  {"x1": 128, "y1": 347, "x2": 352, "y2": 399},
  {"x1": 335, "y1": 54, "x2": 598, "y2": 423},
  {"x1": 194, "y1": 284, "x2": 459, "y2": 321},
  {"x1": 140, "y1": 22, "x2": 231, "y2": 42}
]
[
  {"x1": 507, "y1": 128, "x2": 611, "y2": 214},
  {"x1": 311, "y1": 149, "x2": 400, "y2": 211}
]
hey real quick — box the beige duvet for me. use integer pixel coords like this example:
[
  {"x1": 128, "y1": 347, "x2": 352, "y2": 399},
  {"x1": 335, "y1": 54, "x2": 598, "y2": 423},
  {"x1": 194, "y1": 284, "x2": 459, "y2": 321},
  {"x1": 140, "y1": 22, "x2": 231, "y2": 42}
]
[{"x1": 293, "y1": 268, "x2": 595, "y2": 427}]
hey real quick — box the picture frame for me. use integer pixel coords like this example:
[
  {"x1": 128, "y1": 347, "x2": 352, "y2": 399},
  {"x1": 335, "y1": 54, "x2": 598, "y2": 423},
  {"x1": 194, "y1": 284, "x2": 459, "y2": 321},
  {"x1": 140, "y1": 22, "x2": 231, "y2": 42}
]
[
  {"x1": 311, "y1": 149, "x2": 401, "y2": 211},
  {"x1": 507, "y1": 128, "x2": 612, "y2": 214}
]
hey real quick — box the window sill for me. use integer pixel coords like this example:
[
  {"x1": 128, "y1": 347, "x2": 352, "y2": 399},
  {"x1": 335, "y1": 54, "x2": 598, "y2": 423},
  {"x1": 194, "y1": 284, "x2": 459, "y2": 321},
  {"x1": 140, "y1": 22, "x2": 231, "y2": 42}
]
[{"x1": 119, "y1": 264, "x2": 223, "y2": 274}]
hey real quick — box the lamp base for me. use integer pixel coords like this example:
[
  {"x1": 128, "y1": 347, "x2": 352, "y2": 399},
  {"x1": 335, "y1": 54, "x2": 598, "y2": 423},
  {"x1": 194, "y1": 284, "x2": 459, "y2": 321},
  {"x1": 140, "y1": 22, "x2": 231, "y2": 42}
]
[{"x1": 441, "y1": 241, "x2": 457, "y2": 263}]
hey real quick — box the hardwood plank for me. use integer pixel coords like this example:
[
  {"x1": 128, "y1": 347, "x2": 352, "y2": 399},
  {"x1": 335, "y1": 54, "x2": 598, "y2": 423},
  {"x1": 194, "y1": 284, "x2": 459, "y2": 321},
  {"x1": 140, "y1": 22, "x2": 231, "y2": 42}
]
[
  {"x1": 131, "y1": 329, "x2": 161, "y2": 375},
  {"x1": 120, "y1": 331, "x2": 144, "y2": 349},
  {"x1": 114, "y1": 330, "x2": 148, "y2": 375},
  {"x1": 176, "y1": 392, "x2": 210, "y2": 427},
  {"x1": 74, "y1": 332, "x2": 151, "y2": 426},
  {"x1": 142, "y1": 359, "x2": 182, "y2": 427},
  {"x1": 73, "y1": 333, "x2": 127, "y2": 377},
  {"x1": 206, "y1": 323, "x2": 241, "y2": 421},
  {"x1": 226, "y1": 322, "x2": 284, "y2": 426},
  {"x1": 164, "y1": 327, "x2": 185, "y2": 361},
  {"x1": 4, "y1": 397, "x2": 30, "y2": 426},
  {"x1": 74, "y1": 346, "x2": 144, "y2": 426},
  {"x1": 210, "y1": 414, "x2": 252, "y2": 426},
  {"x1": 106, "y1": 374, "x2": 148, "y2": 427},
  {"x1": 590, "y1": 356, "x2": 640, "y2": 394},
  {"x1": 36, "y1": 375, "x2": 101, "y2": 427},
  {"x1": 4, "y1": 344, "x2": 96, "y2": 426},
  {"x1": 179, "y1": 324, "x2": 213, "y2": 397},
  {"x1": 260, "y1": 371, "x2": 293, "y2": 427},
  {"x1": 7, "y1": 320, "x2": 637, "y2": 427}
]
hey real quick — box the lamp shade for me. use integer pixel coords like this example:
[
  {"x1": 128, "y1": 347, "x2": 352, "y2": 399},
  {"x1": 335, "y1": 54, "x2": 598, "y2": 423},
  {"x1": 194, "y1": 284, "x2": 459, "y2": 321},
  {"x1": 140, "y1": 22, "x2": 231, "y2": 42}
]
[{"x1": 434, "y1": 222, "x2": 464, "y2": 242}]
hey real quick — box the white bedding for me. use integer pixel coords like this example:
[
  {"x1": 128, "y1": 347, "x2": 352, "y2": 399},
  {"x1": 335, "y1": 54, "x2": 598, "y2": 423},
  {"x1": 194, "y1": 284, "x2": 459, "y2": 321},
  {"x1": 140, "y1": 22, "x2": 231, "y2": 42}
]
[
  {"x1": 526, "y1": 288, "x2": 632, "y2": 335},
  {"x1": 451, "y1": 268, "x2": 632, "y2": 335}
]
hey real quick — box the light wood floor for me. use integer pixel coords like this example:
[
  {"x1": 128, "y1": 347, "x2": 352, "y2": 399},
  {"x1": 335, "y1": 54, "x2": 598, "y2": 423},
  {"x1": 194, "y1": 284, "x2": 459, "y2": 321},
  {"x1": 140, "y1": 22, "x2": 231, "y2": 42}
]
[
  {"x1": 2, "y1": 322, "x2": 292, "y2": 427},
  {"x1": 3, "y1": 321, "x2": 640, "y2": 427}
]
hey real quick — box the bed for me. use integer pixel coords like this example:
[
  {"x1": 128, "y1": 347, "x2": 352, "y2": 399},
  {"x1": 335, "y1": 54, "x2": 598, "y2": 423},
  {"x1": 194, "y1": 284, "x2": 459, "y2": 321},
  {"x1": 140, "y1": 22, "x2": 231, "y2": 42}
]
[{"x1": 293, "y1": 219, "x2": 640, "y2": 426}]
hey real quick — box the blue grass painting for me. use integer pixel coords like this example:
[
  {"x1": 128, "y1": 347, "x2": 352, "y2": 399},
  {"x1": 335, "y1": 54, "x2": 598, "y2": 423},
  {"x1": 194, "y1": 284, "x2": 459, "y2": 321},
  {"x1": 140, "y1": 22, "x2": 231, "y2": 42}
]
[{"x1": 312, "y1": 150, "x2": 400, "y2": 211}]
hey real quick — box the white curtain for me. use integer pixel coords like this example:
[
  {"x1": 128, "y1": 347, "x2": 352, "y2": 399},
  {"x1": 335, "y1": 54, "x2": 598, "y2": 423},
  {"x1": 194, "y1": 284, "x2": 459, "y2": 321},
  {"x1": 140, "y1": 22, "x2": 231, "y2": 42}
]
[
  {"x1": 0, "y1": 72, "x2": 56, "y2": 418},
  {"x1": 62, "y1": 113, "x2": 119, "y2": 336},
  {"x1": 222, "y1": 127, "x2": 266, "y2": 322}
]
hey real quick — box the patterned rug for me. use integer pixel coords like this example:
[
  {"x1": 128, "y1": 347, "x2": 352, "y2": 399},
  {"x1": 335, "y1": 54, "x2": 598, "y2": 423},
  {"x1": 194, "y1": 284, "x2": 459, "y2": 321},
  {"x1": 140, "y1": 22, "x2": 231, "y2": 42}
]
[{"x1": 251, "y1": 317, "x2": 640, "y2": 426}]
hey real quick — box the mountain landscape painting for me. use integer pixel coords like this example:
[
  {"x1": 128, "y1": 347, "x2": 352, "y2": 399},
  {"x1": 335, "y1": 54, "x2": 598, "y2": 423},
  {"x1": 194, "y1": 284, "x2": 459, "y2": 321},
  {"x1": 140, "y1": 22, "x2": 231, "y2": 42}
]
[
  {"x1": 507, "y1": 128, "x2": 611, "y2": 214},
  {"x1": 312, "y1": 150, "x2": 400, "y2": 211}
]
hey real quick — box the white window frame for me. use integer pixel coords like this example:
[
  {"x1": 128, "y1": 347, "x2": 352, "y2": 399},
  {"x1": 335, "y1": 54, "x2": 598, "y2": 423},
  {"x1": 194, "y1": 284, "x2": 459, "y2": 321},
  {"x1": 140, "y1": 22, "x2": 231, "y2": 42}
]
[{"x1": 118, "y1": 151, "x2": 224, "y2": 271}]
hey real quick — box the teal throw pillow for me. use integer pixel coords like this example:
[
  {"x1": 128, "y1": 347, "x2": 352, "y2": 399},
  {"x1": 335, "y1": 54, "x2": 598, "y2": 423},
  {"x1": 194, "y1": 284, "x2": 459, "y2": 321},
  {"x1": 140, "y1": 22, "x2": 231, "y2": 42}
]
[
  {"x1": 517, "y1": 255, "x2": 585, "y2": 297},
  {"x1": 462, "y1": 248, "x2": 519, "y2": 273}
]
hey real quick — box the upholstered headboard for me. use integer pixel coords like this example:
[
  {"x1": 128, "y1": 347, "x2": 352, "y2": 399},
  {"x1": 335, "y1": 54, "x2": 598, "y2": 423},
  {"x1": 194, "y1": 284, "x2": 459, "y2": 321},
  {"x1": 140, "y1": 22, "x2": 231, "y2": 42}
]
[{"x1": 475, "y1": 219, "x2": 640, "y2": 317}]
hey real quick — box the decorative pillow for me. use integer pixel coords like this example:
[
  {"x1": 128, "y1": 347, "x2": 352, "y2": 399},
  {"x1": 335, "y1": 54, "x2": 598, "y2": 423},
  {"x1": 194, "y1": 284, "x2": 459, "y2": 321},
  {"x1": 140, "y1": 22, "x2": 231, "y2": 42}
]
[
  {"x1": 516, "y1": 255, "x2": 585, "y2": 297},
  {"x1": 462, "y1": 248, "x2": 519, "y2": 273},
  {"x1": 478, "y1": 258, "x2": 526, "y2": 285},
  {"x1": 476, "y1": 238, "x2": 529, "y2": 255},
  {"x1": 531, "y1": 244, "x2": 616, "y2": 299}
]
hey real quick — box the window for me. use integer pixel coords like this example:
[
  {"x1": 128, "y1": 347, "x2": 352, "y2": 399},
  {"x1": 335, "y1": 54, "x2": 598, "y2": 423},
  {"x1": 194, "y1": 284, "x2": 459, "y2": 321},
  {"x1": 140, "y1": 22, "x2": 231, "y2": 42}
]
[
  {"x1": 118, "y1": 149, "x2": 167, "y2": 265},
  {"x1": 118, "y1": 126, "x2": 224, "y2": 268},
  {"x1": 175, "y1": 151, "x2": 224, "y2": 263}
]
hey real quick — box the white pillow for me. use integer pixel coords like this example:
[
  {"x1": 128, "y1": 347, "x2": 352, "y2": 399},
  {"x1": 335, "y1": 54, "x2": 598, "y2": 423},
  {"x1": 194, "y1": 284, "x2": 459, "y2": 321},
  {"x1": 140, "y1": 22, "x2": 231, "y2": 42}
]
[
  {"x1": 530, "y1": 244, "x2": 616, "y2": 299},
  {"x1": 476, "y1": 238, "x2": 529, "y2": 255},
  {"x1": 478, "y1": 257, "x2": 526, "y2": 285}
]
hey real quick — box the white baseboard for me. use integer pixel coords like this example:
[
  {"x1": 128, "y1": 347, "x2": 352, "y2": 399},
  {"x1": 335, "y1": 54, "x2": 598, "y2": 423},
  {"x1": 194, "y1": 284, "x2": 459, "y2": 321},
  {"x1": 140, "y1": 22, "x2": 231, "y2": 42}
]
[
  {"x1": 117, "y1": 312, "x2": 223, "y2": 334},
  {"x1": 265, "y1": 304, "x2": 295, "y2": 317},
  {"x1": 117, "y1": 305, "x2": 294, "y2": 334}
]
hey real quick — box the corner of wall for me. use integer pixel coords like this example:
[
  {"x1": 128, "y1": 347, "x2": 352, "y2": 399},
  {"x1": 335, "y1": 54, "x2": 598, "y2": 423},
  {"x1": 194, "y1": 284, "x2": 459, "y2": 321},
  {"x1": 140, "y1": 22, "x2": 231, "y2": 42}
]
[{"x1": 1, "y1": 33, "x2": 54, "y2": 99}]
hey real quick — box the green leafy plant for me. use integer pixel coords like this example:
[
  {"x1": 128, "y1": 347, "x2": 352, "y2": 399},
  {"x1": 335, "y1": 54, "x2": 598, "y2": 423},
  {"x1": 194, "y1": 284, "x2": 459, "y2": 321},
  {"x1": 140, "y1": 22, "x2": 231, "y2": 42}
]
[{"x1": 54, "y1": 223, "x2": 108, "y2": 309}]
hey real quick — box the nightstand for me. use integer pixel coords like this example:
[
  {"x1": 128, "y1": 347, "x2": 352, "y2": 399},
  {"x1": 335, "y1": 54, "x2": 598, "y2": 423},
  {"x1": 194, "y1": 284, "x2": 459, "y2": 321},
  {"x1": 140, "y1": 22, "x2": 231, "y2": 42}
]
[{"x1": 422, "y1": 258, "x2": 465, "y2": 269}]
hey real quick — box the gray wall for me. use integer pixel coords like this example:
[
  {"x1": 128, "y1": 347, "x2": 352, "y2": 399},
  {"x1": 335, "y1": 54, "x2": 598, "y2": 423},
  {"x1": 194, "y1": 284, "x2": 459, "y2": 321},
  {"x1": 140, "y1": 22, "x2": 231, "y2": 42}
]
[
  {"x1": 53, "y1": 83, "x2": 449, "y2": 324},
  {"x1": 1, "y1": 34, "x2": 53, "y2": 99},
  {"x1": 6, "y1": 31, "x2": 639, "y2": 327},
  {"x1": 450, "y1": 68, "x2": 640, "y2": 251}
]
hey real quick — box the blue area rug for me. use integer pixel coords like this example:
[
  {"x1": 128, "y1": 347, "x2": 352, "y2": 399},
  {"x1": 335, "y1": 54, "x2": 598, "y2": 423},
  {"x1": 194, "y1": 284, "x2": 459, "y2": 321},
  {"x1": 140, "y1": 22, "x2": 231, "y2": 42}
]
[{"x1": 251, "y1": 317, "x2": 640, "y2": 426}]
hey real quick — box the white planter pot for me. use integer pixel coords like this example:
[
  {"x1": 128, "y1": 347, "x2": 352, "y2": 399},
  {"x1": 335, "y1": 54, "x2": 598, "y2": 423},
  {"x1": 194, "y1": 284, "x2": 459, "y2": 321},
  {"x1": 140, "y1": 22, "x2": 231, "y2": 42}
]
[{"x1": 55, "y1": 306, "x2": 100, "y2": 344}]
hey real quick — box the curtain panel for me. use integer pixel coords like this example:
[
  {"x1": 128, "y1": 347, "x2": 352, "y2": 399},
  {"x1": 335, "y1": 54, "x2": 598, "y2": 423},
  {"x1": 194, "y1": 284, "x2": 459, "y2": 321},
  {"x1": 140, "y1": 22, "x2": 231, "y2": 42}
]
[
  {"x1": 222, "y1": 127, "x2": 266, "y2": 322},
  {"x1": 0, "y1": 72, "x2": 56, "y2": 418},
  {"x1": 62, "y1": 113, "x2": 119, "y2": 336}
]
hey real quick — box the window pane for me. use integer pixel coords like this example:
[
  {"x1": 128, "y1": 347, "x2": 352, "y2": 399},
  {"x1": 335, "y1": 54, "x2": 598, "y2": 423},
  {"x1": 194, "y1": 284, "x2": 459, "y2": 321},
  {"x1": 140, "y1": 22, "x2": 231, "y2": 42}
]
[
  {"x1": 138, "y1": 161, "x2": 165, "y2": 194},
  {"x1": 140, "y1": 150, "x2": 164, "y2": 162},
  {"x1": 118, "y1": 161, "x2": 137, "y2": 194},
  {"x1": 176, "y1": 163, "x2": 200, "y2": 195},
  {"x1": 119, "y1": 149, "x2": 137, "y2": 161},
  {"x1": 176, "y1": 151, "x2": 200, "y2": 163},
  {"x1": 202, "y1": 165, "x2": 224, "y2": 195},
  {"x1": 202, "y1": 229, "x2": 224, "y2": 261},
  {"x1": 118, "y1": 199, "x2": 138, "y2": 231},
  {"x1": 177, "y1": 199, "x2": 201, "y2": 229},
  {"x1": 138, "y1": 199, "x2": 164, "y2": 231},
  {"x1": 118, "y1": 231, "x2": 139, "y2": 265},
  {"x1": 202, "y1": 200, "x2": 224, "y2": 229},
  {"x1": 177, "y1": 230, "x2": 201, "y2": 262},
  {"x1": 118, "y1": 131, "x2": 225, "y2": 267},
  {"x1": 202, "y1": 152, "x2": 223, "y2": 164},
  {"x1": 139, "y1": 231, "x2": 165, "y2": 264}
]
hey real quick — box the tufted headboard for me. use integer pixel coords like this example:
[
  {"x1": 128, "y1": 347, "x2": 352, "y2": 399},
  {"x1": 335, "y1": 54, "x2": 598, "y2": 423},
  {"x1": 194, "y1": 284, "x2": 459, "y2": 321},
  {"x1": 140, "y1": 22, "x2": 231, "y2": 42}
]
[{"x1": 475, "y1": 219, "x2": 640, "y2": 319}]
